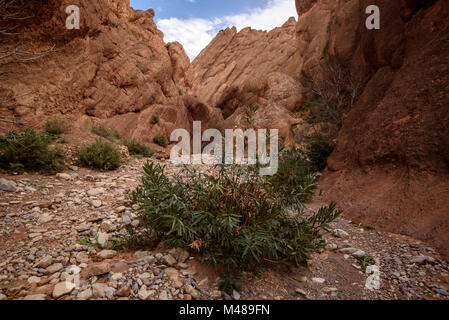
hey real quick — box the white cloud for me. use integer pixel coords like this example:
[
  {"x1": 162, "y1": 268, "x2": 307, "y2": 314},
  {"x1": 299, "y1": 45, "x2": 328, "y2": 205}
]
[{"x1": 156, "y1": 0, "x2": 297, "y2": 60}]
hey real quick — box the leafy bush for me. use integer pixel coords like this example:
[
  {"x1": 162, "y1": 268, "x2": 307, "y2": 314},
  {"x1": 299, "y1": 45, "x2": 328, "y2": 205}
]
[
  {"x1": 45, "y1": 119, "x2": 68, "y2": 135},
  {"x1": 131, "y1": 161, "x2": 341, "y2": 292},
  {"x1": 304, "y1": 133, "x2": 334, "y2": 171},
  {"x1": 266, "y1": 147, "x2": 319, "y2": 205},
  {"x1": 150, "y1": 115, "x2": 159, "y2": 125},
  {"x1": 0, "y1": 130, "x2": 65, "y2": 173},
  {"x1": 153, "y1": 134, "x2": 168, "y2": 147},
  {"x1": 123, "y1": 139, "x2": 153, "y2": 158},
  {"x1": 78, "y1": 139, "x2": 122, "y2": 171},
  {"x1": 91, "y1": 125, "x2": 121, "y2": 143}
]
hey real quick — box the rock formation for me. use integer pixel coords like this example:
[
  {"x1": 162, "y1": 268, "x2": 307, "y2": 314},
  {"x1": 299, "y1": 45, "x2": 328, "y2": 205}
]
[
  {"x1": 294, "y1": 0, "x2": 449, "y2": 257},
  {"x1": 0, "y1": 0, "x2": 191, "y2": 147},
  {"x1": 184, "y1": 17, "x2": 303, "y2": 144}
]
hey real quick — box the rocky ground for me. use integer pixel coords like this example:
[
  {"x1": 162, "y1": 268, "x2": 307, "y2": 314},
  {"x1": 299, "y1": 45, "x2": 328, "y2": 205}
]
[{"x1": 0, "y1": 158, "x2": 448, "y2": 301}]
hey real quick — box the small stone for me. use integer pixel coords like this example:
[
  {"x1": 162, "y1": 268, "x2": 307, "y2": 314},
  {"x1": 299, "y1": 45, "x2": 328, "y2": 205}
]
[
  {"x1": 312, "y1": 278, "x2": 325, "y2": 284},
  {"x1": 77, "y1": 288, "x2": 93, "y2": 300},
  {"x1": 116, "y1": 284, "x2": 131, "y2": 297},
  {"x1": 321, "y1": 287, "x2": 338, "y2": 294},
  {"x1": 75, "y1": 252, "x2": 89, "y2": 264},
  {"x1": 352, "y1": 250, "x2": 367, "y2": 258},
  {"x1": 36, "y1": 256, "x2": 53, "y2": 268},
  {"x1": 338, "y1": 247, "x2": 358, "y2": 254},
  {"x1": 165, "y1": 268, "x2": 182, "y2": 288},
  {"x1": 111, "y1": 273, "x2": 124, "y2": 281},
  {"x1": 97, "y1": 232, "x2": 108, "y2": 247},
  {"x1": 0, "y1": 178, "x2": 17, "y2": 192},
  {"x1": 100, "y1": 221, "x2": 116, "y2": 232},
  {"x1": 87, "y1": 188, "x2": 105, "y2": 197},
  {"x1": 92, "y1": 200, "x2": 102, "y2": 208},
  {"x1": 87, "y1": 262, "x2": 111, "y2": 276},
  {"x1": 365, "y1": 265, "x2": 381, "y2": 291},
  {"x1": 46, "y1": 263, "x2": 64, "y2": 274},
  {"x1": 92, "y1": 283, "x2": 115, "y2": 299},
  {"x1": 76, "y1": 224, "x2": 90, "y2": 233},
  {"x1": 27, "y1": 276, "x2": 41, "y2": 284},
  {"x1": 295, "y1": 288, "x2": 306, "y2": 296},
  {"x1": 38, "y1": 214, "x2": 52, "y2": 224},
  {"x1": 433, "y1": 287, "x2": 449, "y2": 296},
  {"x1": 97, "y1": 250, "x2": 117, "y2": 260},
  {"x1": 23, "y1": 294, "x2": 47, "y2": 300},
  {"x1": 138, "y1": 287, "x2": 151, "y2": 300},
  {"x1": 53, "y1": 282, "x2": 75, "y2": 299},
  {"x1": 232, "y1": 290, "x2": 241, "y2": 300},
  {"x1": 333, "y1": 229, "x2": 349, "y2": 238},
  {"x1": 411, "y1": 255, "x2": 436, "y2": 265},
  {"x1": 131, "y1": 219, "x2": 140, "y2": 227},
  {"x1": 163, "y1": 254, "x2": 177, "y2": 266},
  {"x1": 56, "y1": 173, "x2": 71, "y2": 181},
  {"x1": 184, "y1": 284, "x2": 198, "y2": 299}
]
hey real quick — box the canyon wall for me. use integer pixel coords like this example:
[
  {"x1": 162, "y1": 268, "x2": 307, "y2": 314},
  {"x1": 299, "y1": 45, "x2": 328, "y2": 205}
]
[
  {"x1": 184, "y1": 18, "x2": 304, "y2": 144},
  {"x1": 295, "y1": 0, "x2": 449, "y2": 256},
  {"x1": 0, "y1": 0, "x2": 192, "y2": 147}
]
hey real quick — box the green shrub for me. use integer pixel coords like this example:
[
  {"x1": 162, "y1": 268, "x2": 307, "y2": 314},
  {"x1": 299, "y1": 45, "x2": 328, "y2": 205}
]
[
  {"x1": 45, "y1": 119, "x2": 68, "y2": 135},
  {"x1": 78, "y1": 139, "x2": 122, "y2": 171},
  {"x1": 150, "y1": 115, "x2": 159, "y2": 125},
  {"x1": 304, "y1": 133, "x2": 334, "y2": 171},
  {"x1": 131, "y1": 162, "x2": 341, "y2": 292},
  {"x1": 91, "y1": 125, "x2": 121, "y2": 143},
  {"x1": 0, "y1": 130, "x2": 65, "y2": 173},
  {"x1": 123, "y1": 139, "x2": 153, "y2": 158},
  {"x1": 153, "y1": 134, "x2": 168, "y2": 147},
  {"x1": 266, "y1": 147, "x2": 319, "y2": 205}
]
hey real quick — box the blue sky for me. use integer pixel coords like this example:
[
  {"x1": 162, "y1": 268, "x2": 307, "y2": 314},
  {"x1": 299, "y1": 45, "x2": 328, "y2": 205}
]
[{"x1": 130, "y1": 0, "x2": 297, "y2": 60}]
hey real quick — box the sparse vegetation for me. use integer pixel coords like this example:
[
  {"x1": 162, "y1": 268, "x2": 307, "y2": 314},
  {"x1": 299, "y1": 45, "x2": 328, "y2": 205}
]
[
  {"x1": 150, "y1": 114, "x2": 159, "y2": 125},
  {"x1": 356, "y1": 255, "x2": 376, "y2": 273},
  {"x1": 123, "y1": 139, "x2": 153, "y2": 158},
  {"x1": 304, "y1": 133, "x2": 334, "y2": 172},
  {"x1": 153, "y1": 134, "x2": 168, "y2": 147},
  {"x1": 136, "y1": 64, "x2": 147, "y2": 74},
  {"x1": 301, "y1": 59, "x2": 365, "y2": 130},
  {"x1": 266, "y1": 147, "x2": 319, "y2": 205},
  {"x1": 78, "y1": 139, "x2": 122, "y2": 171},
  {"x1": 0, "y1": 130, "x2": 65, "y2": 174},
  {"x1": 177, "y1": 87, "x2": 184, "y2": 96},
  {"x1": 131, "y1": 154, "x2": 341, "y2": 292},
  {"x1": 91, "y1": 125, "x2": 121, "y2": 143},
  {"x1": 44, "y1": 119, "x2": 69, "y2": 135},
  {"x1": 242, "y1": 104, "x2": 259, "y2": 129},
  {"x1": 108, "y1": 20, "x2": 117, "y2": 28}
]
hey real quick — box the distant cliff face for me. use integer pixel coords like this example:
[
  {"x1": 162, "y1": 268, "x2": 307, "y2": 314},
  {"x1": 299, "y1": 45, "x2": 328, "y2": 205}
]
[
  {"x1": 1, "y1": 0, "x2": 191, "y2": 146},
  {"x1": 184, "y1": 18, "x2": 303, "y2": 144}
]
